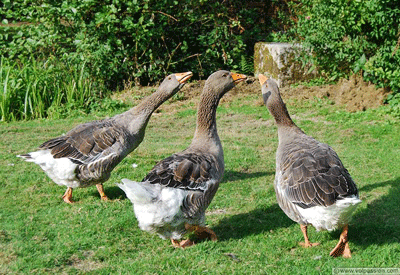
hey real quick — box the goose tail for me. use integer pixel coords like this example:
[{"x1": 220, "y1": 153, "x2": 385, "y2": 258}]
[
  {"x1": 117, "y1": 179, "x2": 158, "y2": 204},
  {"x1": 17, "y1": 153, "x2": 34, "y2": 162}
]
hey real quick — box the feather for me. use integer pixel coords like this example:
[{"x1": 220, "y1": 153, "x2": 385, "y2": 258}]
[{"x1": 144, "y1": 152, "x2": 216, "y2": 192}]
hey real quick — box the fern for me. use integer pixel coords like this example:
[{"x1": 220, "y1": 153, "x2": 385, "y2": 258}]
[{"x1": 240, "y1": 55, "x2": 254, "y2": 75}]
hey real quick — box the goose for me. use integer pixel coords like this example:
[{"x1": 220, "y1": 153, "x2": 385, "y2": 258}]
[
  {"x1": 118, "y1": 70, "x2": 247, "y2": 248},
  {"x1": 258, "y1": 74, "x2": 361, "y2": 258},
  {"x1": 18, "y1": 72, "x2": 193, "y2": 203}
]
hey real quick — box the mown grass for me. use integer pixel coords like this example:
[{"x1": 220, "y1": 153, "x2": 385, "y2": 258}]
[{"x1": 1, "y1": 86, "x2": 399, "y2": 274}]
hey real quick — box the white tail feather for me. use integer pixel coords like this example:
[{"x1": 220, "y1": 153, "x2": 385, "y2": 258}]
[
  {"x1": 117, "y1": 179, "x2": 158, "y2": 204},
  {"x1": 17, "y1": 154, "x2": 35, "y2": 162}
]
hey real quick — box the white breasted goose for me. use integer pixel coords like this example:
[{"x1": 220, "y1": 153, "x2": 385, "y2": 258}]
[
  {"x1": 118, "y1": 70, "x2": 247, "y2": 248},
  {"x1": 18, "y1": 72, "x2": 193, "y2": 203},
  {"x1": 258, "y1": 74, "x2": 361, "y2": 258}
]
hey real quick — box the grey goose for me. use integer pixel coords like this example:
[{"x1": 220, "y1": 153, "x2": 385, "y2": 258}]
[
  {"x1": 258, "y1": 74, "x2": 361, "y2": 258},
  {"x1": 18, "y1": 72, "x2": 193, "y2": 203},
  {"x1": 118, "y1": 70, "x2": 247, "y2": 248}
]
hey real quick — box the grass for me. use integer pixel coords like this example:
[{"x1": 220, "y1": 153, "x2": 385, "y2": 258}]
[{"x1": 1, "y1": 87, "x2": 400, "y2": 274}]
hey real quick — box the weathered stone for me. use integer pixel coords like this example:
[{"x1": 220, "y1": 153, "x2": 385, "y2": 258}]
[{"x1": 254, "y1": 42, "x2": 317, "y2": 87}]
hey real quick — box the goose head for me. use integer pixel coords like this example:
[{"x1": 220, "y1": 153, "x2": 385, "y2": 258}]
[
  {"x1": 258, "y1": 74, "x2": 295, "y2": 127},
  {"x1": 258, "y1": 74, "x2": 281, "y2": 106},
  {"x1": 205, "y1": 70, "x2": 247, "y2": 98},
  {"x1": 160, "y1": 71, "x2": 193, "y2": 95}
]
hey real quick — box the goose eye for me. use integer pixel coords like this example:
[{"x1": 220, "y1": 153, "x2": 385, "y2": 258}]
[
  {"x1": 168, "y1": 76, "x2": 172, "y2": 80},
  {"x1": 222, "y1": 73, "x2": 228, "y2": 77}
]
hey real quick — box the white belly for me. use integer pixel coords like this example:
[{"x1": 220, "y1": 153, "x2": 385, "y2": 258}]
[
  {"x1": 296, "y1": 196, "x2": 362, "y2": 231},
  {"x1": 26, "y1": 149, "x2": 81, "y2": 188},
  {"x1": 133, "y1": 187, "x2": 188, "y2": 239}
]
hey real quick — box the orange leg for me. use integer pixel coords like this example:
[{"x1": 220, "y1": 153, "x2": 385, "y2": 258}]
[
  {"x1": 171, "y1": 238, "x2": 195, "y2": 249},
  {"x1": 62, "y1": 187, "x2": 74, "y2": 203},
  {"x1": 170, "y1": 224, "x2": 217, "y2": 249},
  {"x1": 299, "y1": 224, "x2": 320, "y2": 247},
  {"x1": 330, "y1": 225, "x2": 352, "y2": 258},
  {"x1": 185, "y1": 224, "x2": 218, "y2": 242},
  {"x1": 96, "y1": 184, "x2": 109, "y2": 201}
]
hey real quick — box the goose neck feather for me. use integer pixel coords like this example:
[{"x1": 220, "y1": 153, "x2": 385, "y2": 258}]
[
  {"x1": 193, "y1": 84, "x2": 223, "y2": 140},
  {"x1": 117, "y1": 86, "x2": 179, "y2": 134},
  {"x1": 267, "y1": 92, "x2": 295, "y2": 127}
]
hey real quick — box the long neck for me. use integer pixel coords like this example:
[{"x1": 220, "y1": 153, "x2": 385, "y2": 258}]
[
  {"x1": 193, "y1": 85, "x2": 221, "y2": 141},
  {"x1": 267, "y1": 92, "x2": 296, "y2": 127},
  {"x1": 118, "y1": 87, "x2": 174, "y2": 133},
  {"x1": 134, "y1": 88, "x2": 174, "y2": 116},
  {"x1": 267, "y1": 92, "x2": 304, "y2": 139},
  {"x1": 191, "y1": 84, "x2": 224, "y2": 172}
]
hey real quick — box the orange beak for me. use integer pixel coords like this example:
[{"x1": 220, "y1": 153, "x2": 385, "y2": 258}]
[
  {"x1": 231, "y1": 73, "x2": 247, "y2": 84},
  {"x1": 175, "y1": 72, "x2": 193, "y2": 84},
  {"x1": 258, "y1": 74, "x2": 268, "y2": 86}
]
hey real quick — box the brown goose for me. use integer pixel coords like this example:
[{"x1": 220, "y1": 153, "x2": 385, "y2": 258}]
[
  {"x1": 118, "y1": 70, "x2": 247, "y2": 248},
  {"x1": 18, "y1": 72, "x2": 193, "y2": 203},
  {"x1": 258, "y1": 74, "x2": 361, "y2": 258}
]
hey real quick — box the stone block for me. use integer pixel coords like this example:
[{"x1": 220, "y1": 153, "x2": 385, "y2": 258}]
[{"x1": 254, "y1": 42, "x2": 316, "y2": 87}]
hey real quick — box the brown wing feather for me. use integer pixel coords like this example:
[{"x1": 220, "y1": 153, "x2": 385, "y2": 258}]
[
  {"x1": 144, "y1": 152, "x2": 217, "y2": 191},
  {"x1": 182, "y1": 182, "x2": 219, "y2": 219},
  {"x1": 280, "y1": 137, "x2": 358, "y2": 208},
  {"x1": 143, "y1": 152, "x2": 221, "y2": 219},
  {"x1": 39, "y1": 120, "x2": 121, "y2": 164},
  {"x1": 77, "y1": 153, "x2": 121, "y2": 184}
]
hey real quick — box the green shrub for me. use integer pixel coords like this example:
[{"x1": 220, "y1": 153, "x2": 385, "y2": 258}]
[
  {"x1": 285, "y1": 0, "x2": 400, "y2": 98},
  {"x1": 1, "y1": 0, "x2": 293, "y2": 121},
  {"x1": 1, "y1": 0, "x2": 284, "y2": 89}
]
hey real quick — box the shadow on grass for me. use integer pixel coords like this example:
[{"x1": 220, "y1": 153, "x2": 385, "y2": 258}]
[
  {"x1": 213, "y1": 204, "x2": 293, "y2": 241},
  {"x1": 350, "y1": 177, "x2": 400, "y2": 246},
  {"x1": 91, "y1": 186, "x2": 127, "y2": 200},
  {"x1": 213, "y1": 176, "x2": 400, "y2": 245},
  {"x1": 221, "y1": 170, "x2": 274, "y2": 183}
]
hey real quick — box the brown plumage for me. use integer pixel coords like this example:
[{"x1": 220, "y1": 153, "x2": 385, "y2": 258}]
[
  {"x1": 259, "y1": 74, "x2": 361, "y2": 258},
  {"x1": 18, "y1": 72, "x2": 193, "y2": 203},
  {"x1": 118, "y1": 70, "x2": 247, "y2": 248}
]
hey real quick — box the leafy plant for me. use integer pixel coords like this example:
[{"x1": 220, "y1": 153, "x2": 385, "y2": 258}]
[
  {"x1": 0, "y1": 57, "x2": 104, "y2": 121},
  {"x1": 282, "y1": 0, "x2": 400, "y2": 101},
  {"x1": 237, "y1": 55, "x2": 254, "y2": 76},
  {"x1": 1, "y1": 0, "x2": 292, "y2": 89}
]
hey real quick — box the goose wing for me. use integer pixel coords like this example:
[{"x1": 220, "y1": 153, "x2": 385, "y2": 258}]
[
  {"x1": 143, "y1": 152, "x2": 221, "y2": 217},
  {"x1": 39, "y1": 120, "x2": 123, "y2": 164},
  {"x1": 279, "y1": 139, "x2": 358, "y2": 208},
  {"x1": 144, "y1": 152, "x2": 220, "y2": 190}
]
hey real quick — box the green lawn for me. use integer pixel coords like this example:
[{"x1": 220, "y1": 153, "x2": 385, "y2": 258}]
[{"x1": 1, "y1": 89, "x2": 399, "y2": 274}]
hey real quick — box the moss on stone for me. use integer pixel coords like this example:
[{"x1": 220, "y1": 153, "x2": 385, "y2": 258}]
[{"x1": 254, "y1": 42, "x2": 318, "y2": 86}]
